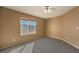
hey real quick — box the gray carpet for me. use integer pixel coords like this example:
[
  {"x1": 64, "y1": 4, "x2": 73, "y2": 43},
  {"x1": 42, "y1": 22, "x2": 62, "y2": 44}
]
[
  {"x1": 0, "y1": 37, "x2": 79, "y2": 53},
  {"x1": 32, "y1": 37, "x2": 79, "y2": 53},
  {"x1": 0, "y1": 42, "x2": 34, "y2": 53}
]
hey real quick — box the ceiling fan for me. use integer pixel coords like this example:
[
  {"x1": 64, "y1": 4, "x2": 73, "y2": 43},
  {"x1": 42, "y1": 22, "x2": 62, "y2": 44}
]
[{"x1": 43, "y1": 6, "x2": 56, "y2": 13}]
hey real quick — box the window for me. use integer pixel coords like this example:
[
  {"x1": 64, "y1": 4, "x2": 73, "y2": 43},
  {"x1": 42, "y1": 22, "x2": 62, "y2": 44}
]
[
  {"x1": 29, "y1": 21, "x2": 36, "y2": 34},
  {"x1": 20, "y1": 19, "x2": 36, "y2": 36}
]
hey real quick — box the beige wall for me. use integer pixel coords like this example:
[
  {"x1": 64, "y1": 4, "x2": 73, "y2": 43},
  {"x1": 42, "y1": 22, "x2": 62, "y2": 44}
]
[
  {"x1": 0, "y1": 7, "x2": 45, "y2": 48},
  {"x1": 62, "y1": 7, "x2": 79, "y2": 48},
  {"x1": 46, "y1": 7, "x2": 79, "y2": 49},
  {"x1": 0, "y1": 7, "x2": 2, "y2": 45},
  {"x1": 46, "y1": 16, "x2": 64, "y2": 39}
]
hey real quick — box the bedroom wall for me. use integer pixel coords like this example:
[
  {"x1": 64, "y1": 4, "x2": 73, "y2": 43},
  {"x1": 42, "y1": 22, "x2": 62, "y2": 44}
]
[
  {"x1": 45, "y1": 16, "x2": 64, "y2": 39},
  {"x1": 62, "y1": 7, "x2": 79, "y2": 48},
  {"x1": 0, "y1": 7, "x2": 45, "y2": 48},
  {"x1": 46, "y1": 7, "x2": 79, "y2": 49},
  {"x1": 0, "y1": 8, "x2": 1, "y2": 37}
]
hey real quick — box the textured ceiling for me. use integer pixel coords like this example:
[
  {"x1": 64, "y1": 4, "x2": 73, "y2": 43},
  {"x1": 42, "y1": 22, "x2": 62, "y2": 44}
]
[{"x1": 4, "y1": 6, "x2": 75, "y2": 19}]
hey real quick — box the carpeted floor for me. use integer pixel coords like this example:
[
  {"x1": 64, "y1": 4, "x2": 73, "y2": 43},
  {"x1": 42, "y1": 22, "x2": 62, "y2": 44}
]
[
  {"x1": 32, "y1": 37, "x2": 79, "y2": 53},
  {"x1": 0, "y1": 37, "x2": 79, "y2": 53}
]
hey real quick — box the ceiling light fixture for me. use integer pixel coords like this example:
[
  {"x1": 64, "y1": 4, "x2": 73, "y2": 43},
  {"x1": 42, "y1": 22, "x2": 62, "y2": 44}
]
[{"x1": 43, "y1": 6, "x2": 56, "y2": 13}]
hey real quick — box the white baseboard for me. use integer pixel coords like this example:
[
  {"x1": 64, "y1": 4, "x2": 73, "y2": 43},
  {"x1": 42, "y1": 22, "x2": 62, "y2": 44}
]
[
  {"x1": 62, "y1": 39, "x2": 79, "y2": 49},
  {"x1": 48, "y1": 36, "x2": 79, "y2": 49}
]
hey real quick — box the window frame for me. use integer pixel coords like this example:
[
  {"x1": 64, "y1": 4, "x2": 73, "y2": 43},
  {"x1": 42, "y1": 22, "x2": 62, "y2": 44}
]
[{"x1": 20, "y1": 19, "x2": 37, "y2": 36}]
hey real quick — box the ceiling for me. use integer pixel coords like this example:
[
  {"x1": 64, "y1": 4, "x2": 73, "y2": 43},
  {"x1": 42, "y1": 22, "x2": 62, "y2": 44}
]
[{"x1": 4, "y1": 6, "x2": 75, "y2": 19}]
